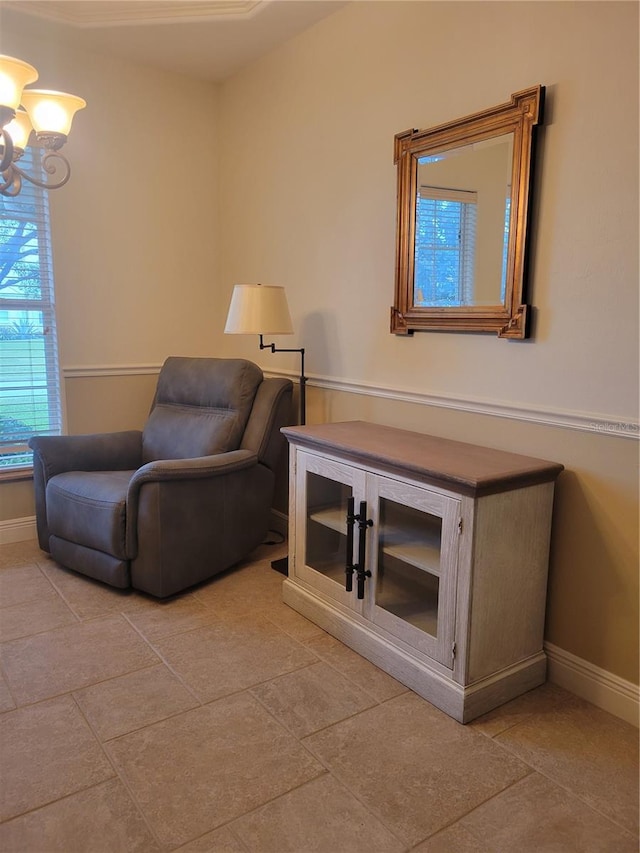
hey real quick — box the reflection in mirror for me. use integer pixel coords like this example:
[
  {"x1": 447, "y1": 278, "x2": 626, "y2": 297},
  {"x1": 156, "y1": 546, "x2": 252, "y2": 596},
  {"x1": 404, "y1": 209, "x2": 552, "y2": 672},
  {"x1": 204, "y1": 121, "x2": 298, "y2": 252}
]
[
  {"x1": 414, "y1": 133, "x2": 513, "y2": 308},
  {"x1": 392, "y1": 87, "x2": 544, "y2": 338}
]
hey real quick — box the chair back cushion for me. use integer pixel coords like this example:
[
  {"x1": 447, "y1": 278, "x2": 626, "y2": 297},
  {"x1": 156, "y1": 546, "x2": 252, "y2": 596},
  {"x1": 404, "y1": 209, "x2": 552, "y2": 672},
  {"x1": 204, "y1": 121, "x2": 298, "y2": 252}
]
[{"x1": 142, "y1": 357, "x2": 263, "y2": 463}]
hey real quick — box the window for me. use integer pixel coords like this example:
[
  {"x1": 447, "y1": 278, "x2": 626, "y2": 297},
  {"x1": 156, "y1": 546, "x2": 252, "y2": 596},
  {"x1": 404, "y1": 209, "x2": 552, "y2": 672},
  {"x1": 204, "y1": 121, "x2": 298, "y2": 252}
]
[
  {"x1": 413, "y1": 186, "x2": 477, "y2": 307},
  {"x1": 0, "y1": 147, "x2": 62, "y2": 471}
]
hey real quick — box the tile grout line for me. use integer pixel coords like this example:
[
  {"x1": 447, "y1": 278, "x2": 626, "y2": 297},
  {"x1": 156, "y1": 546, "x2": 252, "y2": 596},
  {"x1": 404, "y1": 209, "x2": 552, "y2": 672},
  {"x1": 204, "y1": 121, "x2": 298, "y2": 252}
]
[
  {"x1": 0, "y1": 615, "x2": 165, "y2": 710},
  {"x1": 221, "y1": 769, "x2": 412, "y2": 853},
  {"x1": 295, "y1": 696, "x2": 417, "y2": 849},
  {"x1": 0, "y1": 692, "x2": 120, "y2": 828},
  {"x1": 413, "y1": 770, "x2": 539, "y2": 849},
  {"x1": 33, "y1": 557, "x2": 95, "y2": 622},
  {"x1": 0, "y1": 558, "x2": 82, "y2": 639},
  {"x1": 294, "y1": 637, "x2": 412, "y2": 706},
  {"x1": 235, "y1": 659, "x2": 412, "y2": 848},
  {"x1": 2, "y1": 545, "x2": 636, "y2": 849},
  {"x1": 490, "y1": 734, "x2": 640, "y2": 839},
  {"x1": 247, "y1": 673, "x2": 369, "y2": 741},
  {"x1": 120, "y1": 611, "x2": 206, "y2": 707},
  {"x1": 120, "y1": 609, "x2": 336, "y2": 708},
  {"x1": 68, "y1": 691, "x2": 168, "y2": 850},
  {"x1": 118, "y1": 565, "x2": 419, "y2": 847}
]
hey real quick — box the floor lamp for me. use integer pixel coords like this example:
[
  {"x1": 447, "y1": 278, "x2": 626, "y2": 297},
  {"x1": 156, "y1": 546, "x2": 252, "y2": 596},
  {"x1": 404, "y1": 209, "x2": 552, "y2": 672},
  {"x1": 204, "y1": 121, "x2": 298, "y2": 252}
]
[{"x1": 224, "y1": 284, "x2": 307, "y2": 574}]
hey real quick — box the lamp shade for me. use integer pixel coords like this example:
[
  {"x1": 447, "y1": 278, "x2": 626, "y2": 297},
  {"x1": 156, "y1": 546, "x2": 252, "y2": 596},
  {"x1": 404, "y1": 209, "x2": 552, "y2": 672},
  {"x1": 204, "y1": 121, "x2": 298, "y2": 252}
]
[
  {"x1": 0, "y1": 55, "x2": 38, "y2": 111},
  {"x1": 20, "y1": 89, "x2": 86, "y2": 136},
  {"x1": 224, "y1": 284, "x2": 294, "y2": 335}
]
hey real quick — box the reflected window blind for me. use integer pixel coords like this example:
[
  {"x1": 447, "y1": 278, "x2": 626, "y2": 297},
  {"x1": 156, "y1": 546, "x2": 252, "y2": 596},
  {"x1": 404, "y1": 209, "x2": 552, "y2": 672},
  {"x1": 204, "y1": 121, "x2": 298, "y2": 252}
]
[
  {"x1": 414, "y1": 186, "x2": 477, "y2": 307},
  {"x1": 500, "y1": 195, "x2": 511, "y2": 303},
  {"x1": 0, "y1": 147, "x2": 62, "y2": 471}
]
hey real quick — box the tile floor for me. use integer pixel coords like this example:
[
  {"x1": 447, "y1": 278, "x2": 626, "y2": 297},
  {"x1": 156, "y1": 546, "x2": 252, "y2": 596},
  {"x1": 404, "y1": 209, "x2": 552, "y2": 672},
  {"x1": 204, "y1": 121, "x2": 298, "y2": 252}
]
[{"x1": 0, "y1": 539, "x2": 637, "y2": 852}]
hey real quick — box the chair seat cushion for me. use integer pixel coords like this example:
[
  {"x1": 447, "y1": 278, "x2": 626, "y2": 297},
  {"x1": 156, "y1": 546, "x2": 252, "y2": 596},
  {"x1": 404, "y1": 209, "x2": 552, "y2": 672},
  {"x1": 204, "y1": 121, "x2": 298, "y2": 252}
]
[{"x1": 46, "y1": 470, "x2": 136, "y2": 560}]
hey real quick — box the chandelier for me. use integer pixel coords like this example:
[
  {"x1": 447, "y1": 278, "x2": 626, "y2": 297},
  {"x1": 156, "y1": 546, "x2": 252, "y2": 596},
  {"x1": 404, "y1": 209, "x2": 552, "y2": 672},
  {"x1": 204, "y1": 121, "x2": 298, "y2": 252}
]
[{"x1": 0, "y1": 54, "x2": 86, "y2": 197}]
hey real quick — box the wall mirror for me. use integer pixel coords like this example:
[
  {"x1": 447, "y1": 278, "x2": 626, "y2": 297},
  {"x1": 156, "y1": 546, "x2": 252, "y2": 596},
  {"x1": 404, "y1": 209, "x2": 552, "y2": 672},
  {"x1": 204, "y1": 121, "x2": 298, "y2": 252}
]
[{"x1": 391, "y1": 86, "x2": 544, "y2": 339}]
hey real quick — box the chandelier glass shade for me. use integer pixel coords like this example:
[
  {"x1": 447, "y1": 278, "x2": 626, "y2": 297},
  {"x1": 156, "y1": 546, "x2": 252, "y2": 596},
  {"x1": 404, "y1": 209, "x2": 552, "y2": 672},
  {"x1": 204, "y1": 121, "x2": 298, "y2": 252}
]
[{"x1": 0, "y1": 54, "x2": 86, "y2": 197}]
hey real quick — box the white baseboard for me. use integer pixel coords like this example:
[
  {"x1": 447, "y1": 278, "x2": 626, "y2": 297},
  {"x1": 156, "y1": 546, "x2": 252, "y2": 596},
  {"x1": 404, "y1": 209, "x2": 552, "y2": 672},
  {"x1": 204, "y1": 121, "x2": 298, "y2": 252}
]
[
  {"x1": 0, "y1": 516, "x2": 37, "y2": 545},
  {"x1": 268, "y1": 508, "x2": 288, "y2": 539},
  {"x1": 546, "y1": 641, "x2": 639, "y2": 727}
]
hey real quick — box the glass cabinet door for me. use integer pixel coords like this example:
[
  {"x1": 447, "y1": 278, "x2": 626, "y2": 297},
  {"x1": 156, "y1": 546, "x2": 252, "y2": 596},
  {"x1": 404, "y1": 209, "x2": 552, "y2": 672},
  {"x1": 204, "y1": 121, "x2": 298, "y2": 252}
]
[
  {"x1": 368, "y1": 476, "x2": 460, "y2": 667},
  {"x1": 293, "y1": 451, "x2": 366, "y2": 608}
]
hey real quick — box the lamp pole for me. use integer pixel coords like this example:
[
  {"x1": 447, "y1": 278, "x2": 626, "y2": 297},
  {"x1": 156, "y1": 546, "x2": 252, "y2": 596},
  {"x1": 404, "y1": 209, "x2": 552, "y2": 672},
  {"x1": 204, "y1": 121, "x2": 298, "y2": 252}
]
[{"x1": 259, "y1": 335, "x2": 306, "y2": 425}]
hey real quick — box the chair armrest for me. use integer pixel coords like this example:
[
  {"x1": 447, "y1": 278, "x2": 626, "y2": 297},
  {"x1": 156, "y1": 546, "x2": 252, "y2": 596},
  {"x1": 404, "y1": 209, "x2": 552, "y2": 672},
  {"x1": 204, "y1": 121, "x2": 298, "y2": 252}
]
[
  {"x1": 28, "y1": 430, "x2": 143, "y2": 553},
  {"x1": 29, "y1": 431, "x2": 143, "y2": 479},
  {"x1": 241, "y1": 378, "x2": 293, "y2": 471},
  {"x1": 125, "y1": 449, "x2": 260, "y2": 562},
  {"x1": 128, "y1": 449, "x2": 258, "y2": 490}
]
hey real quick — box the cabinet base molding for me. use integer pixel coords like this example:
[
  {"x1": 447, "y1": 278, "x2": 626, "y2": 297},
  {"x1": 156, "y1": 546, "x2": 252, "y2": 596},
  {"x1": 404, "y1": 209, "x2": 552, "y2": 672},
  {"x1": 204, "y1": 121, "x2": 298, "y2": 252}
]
[{"x1": 283, "y1": 580, "x2": 546, "y2": 723}]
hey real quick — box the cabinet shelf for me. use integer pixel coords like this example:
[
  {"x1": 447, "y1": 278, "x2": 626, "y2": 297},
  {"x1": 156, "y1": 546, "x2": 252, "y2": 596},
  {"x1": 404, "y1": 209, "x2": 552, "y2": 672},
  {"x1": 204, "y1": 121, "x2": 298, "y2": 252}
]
[
  {"x1": 377, "y1": 597, "x2": 438, "y2": 636},
  {"x1": 309, "y1": 506, "x2": 346, "y2": 534},
  {"x1": 381, "y1": 540, "x2": 441, "y2": 575},
  {"x1": 310, "y1": 505, "x2": 441, "y2": 576},
  {"x1": 376, "y1": 572, "x2": 439, "y2": 635},
  {"x1": 305, "y1": 558, "x2": 345, "y2": 585}
]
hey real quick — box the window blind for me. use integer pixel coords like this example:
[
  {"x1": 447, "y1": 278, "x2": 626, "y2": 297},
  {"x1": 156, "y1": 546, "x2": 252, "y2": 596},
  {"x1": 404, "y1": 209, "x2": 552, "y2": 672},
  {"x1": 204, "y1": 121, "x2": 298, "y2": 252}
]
[
  {"x1": 414, "y1": 186, "x2": 477, "y2": 307},
  {"x1": 0, "y1": 147, "x2": 62, "y2": 470},
  {"x1": 500, "y1": 195, "x2": 511, "y2": 302}
]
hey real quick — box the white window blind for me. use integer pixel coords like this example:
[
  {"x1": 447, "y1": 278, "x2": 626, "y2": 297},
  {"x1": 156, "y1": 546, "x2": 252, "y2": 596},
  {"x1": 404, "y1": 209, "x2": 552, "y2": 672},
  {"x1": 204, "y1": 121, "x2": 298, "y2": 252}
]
[
  {"x1": 0, "y1": 147, "x2": 62, "y2": 471},
  {"x1": 414, "y1": 186, "x2": 477, "y2": 307},
  {"x1": 500, "y1": 195, "x2": 511, "y2": 303}
]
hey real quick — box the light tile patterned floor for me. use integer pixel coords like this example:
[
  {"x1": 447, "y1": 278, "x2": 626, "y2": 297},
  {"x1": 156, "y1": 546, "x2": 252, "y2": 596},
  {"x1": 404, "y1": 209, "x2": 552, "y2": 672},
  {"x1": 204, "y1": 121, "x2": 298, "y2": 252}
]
[{"x1": 0, "y1": 539, "x2": 637, "y2": 852}]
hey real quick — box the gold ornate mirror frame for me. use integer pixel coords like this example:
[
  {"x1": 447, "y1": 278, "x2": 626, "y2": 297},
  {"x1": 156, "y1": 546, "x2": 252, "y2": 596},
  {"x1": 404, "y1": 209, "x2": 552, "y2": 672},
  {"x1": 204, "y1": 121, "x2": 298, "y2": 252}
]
[{"x1": 391, "y1": 86, "x2": 544, "y2": 339}]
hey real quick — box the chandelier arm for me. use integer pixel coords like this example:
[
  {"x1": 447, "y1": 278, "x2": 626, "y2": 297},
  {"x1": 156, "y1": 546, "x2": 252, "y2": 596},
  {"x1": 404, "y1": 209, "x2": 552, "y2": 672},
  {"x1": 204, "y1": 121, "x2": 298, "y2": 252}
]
[
  {"x1": 0, "y1": 165, "x2": 22, "y2": 197},
  {"x1": 12, "y1": 151, "x2": 72, "y2": 191},
  {"x1": 0, "y1": 127, "x2": 15, "y2": 173}
]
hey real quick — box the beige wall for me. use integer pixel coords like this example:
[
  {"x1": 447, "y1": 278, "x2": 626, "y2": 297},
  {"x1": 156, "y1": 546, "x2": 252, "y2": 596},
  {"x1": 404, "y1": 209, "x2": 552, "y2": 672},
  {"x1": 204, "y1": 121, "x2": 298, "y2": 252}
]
[
  {"x1": 216, "y1": 1, "x2": 638, "y2": 420},
  {"x1": 0, "y1": 19, "x2": 221, "y2": 369},
  {"x1": 0, "y1": 14, "x2": 221, "y2": 520},
  {"x1": 0, "y1": 2, "x2": 637, "y2": 686},
  {"x1": 304, "y1": 385, "x2": 638, "y2": 685},
  {"x1": 215, "y1": 1, "x2": 638, "y2": 684}
]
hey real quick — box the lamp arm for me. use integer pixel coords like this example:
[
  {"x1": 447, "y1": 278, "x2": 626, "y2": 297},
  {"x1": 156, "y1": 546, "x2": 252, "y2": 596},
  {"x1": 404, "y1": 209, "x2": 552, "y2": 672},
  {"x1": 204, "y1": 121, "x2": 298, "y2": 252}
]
[{"x1": 259, "y1": 334, "x2": 306, "y2": 425}]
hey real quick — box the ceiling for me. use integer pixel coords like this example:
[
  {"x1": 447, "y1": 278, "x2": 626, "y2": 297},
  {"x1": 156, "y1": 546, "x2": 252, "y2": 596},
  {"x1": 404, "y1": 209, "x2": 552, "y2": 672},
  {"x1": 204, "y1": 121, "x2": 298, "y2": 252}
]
[{"x1": 0, "y1": 0, "x2": 348, "y2": 81}]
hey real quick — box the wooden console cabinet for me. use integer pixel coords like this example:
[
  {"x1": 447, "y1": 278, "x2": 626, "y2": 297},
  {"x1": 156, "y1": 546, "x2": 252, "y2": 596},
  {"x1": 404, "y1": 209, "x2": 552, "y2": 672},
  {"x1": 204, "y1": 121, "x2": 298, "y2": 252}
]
[{"x1": 281, "y1": 421, "x2": 563, "y2": 723}]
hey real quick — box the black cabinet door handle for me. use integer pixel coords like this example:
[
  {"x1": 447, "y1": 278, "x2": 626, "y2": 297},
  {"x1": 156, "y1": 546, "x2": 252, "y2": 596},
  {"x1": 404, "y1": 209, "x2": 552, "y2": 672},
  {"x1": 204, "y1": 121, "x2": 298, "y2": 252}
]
[
  {"x1": 345, "y1": 496, "x2": 355, "y2": 592},
  {"x1": 356, "y1": 500, "x2": 373, "y2": 599}
]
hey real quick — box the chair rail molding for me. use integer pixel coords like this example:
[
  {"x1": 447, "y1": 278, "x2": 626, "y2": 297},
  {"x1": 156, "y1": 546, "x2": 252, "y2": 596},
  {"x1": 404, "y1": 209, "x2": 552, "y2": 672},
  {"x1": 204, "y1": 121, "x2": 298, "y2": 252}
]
[
  {"x1": 61, "y1": 363, "x2": 639, "y2": 440},
  {"x1": 266, "y1": 368, "x2": 640, "y2": 441}
]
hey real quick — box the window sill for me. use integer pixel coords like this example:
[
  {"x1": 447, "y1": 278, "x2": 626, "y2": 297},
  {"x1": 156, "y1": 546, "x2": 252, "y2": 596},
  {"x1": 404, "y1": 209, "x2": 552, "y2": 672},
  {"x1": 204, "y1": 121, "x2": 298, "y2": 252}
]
[{"x1": 0, "y1": 466, "x2": 34, "y2": 483}]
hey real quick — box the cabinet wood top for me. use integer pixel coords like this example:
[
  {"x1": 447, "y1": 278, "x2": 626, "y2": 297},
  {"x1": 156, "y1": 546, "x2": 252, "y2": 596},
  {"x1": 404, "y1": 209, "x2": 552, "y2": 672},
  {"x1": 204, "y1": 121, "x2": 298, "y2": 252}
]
[{"x1": 282, "y1": 421, "x2": 563, "y2": 496}]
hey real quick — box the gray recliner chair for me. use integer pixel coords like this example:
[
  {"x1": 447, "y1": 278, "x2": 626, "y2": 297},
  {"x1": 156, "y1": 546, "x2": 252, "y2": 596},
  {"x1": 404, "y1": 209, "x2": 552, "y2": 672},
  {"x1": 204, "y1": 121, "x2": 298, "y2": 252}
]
[{"x1": 29, "y1": 357, "x2": 293, "y2": 598}]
